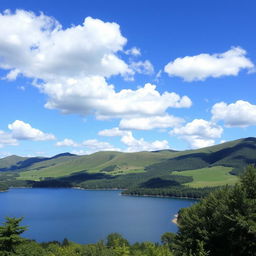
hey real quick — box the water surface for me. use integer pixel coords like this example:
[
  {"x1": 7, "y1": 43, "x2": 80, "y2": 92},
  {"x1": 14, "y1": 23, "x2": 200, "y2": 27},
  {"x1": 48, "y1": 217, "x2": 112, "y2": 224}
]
[{"x1": 0, "y1": 188, "x2": 196, "y2": 243}]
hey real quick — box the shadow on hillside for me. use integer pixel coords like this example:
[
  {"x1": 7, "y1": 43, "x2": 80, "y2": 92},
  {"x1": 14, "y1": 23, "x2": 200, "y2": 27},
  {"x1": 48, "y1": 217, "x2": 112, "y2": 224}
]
[
  {"x1": 146, "y1": 142, "x2": 256, "y2": 174},
  {"x1": 32, "y1": 171, "x2": 113, "y2": 188}
]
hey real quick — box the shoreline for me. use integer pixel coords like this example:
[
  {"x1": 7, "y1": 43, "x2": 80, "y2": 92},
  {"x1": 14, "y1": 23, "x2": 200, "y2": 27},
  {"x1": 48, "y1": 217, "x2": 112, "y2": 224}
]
[
  {"x1": 172, "y1": 214, "x2": 178, "y2": 225},
  {"x1": 6, "y1": 186, "x2": 199, "y2": 200},
  {"x1": 72, "y1": 186, "x2": 124, "y2": 191},
  {"x1": 122, "y1": 193, "x2": 199, "y2": 200},
  {"x1": 8, "y1": 186, "x2": 125, "y2": 191}
]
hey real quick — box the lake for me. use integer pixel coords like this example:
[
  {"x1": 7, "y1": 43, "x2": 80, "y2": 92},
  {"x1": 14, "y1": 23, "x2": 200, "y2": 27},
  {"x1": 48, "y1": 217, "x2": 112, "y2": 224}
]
[{"x1": 0, "y1": 188, "x2": 196, "y2": 244}]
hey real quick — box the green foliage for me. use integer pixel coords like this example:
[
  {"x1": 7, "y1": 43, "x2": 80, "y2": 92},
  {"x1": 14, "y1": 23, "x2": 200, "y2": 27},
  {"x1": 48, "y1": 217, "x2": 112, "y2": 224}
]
[
  {"x1": 122, "y1": 186, "x2": 216, "y2": 199},
  {"x1": 0, "y1": 172, "x2": 34, "y2": 191},
  {"x1": 62, "y1": 238, "x2": 69, "y2": 247},
  {"x1": 0, "y1": 182, "x2": 9, "y2": 191},
  {"x1": 240, "y1": 164, "x2": 256, "y2": 199},
  {"x1": 106, "y1": 233, "x2": 129, "y2": 248},
  {"x1": 0, "y1": 218, "x2": 174, "y2": 255},
  {"x1": 175, "y1": 165, "x2": 256, "y2": 255},
  {"x1": 14, "y1": 240, "x2": 47, "y2": 256},
  {"x1": 0, "y1": 217, "x2": 27, "y2": 255},
  {"x1": 161, "y1": 232, "x2": 177, "y2": 252}
]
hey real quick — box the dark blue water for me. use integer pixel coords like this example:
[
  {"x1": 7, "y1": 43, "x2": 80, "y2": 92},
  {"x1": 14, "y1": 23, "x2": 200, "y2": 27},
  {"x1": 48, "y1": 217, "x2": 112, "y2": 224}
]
[{"x1": 0, "y1": 188, "x2": 196, "y2": 244}]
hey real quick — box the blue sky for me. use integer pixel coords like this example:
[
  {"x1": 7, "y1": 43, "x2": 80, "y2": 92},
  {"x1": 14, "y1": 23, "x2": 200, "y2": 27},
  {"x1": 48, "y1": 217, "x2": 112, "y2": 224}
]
[{"x1": 0, "y1": 0, "x2": 255, "y2": 157}]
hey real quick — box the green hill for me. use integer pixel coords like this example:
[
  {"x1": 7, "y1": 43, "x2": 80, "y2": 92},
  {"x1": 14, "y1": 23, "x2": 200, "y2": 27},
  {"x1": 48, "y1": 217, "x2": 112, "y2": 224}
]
[
  {"x1": 0, "y1": 155, "x2": 28, "y2": 170},
  {"x1": 146, "y1": 137, "x2": 256, "y2": 175},
  {"x1": 17, "y1": 150, "x2": 177, "y2": 180},
  {"x1": 0, "y1": 137, "x2": 255, "y2": 194}
]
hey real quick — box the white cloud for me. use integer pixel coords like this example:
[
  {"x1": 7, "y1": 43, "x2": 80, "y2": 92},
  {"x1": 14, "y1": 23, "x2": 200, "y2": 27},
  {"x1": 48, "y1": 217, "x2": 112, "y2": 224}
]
[
  {"x1": 0, "y1": 10, "x2": 131, "y2": 80},
  {"x1": 42, "y1": 80, "x2": 192, "y2": 119},
  {"x1": 171, "y1": 119, "x2": 223, "y2": 149},
  {"x1": 5, "y1": 68, "x2": 20, "y2": 80},
  {"x1": 164, "y1": 47, "x2": 254, "y2": 81},
  {"x1": 130, "y1": 60, "x2": 154, "y2": 75},
  {"x1": 0, "y1": 10, "x2": 192, "y2": 120},
  {"x1": 0, "y1": 120, "x2": 55, "y2": 148},
  {"x1": 8, "y1": 120, "x2": 55, "y2": 141},
  {"x1": 121, "y1": 132, "x2": 170, "y2": 152},
  {"x1": 125, "y1": 47, "x2": 141, "y2": 56},
  {"x1": 71, "y1": 150, "x2": 87, "y2": 155},
  {"x1": 211, "y1": 100, "x2": 256, "y2": 127},
  {"x1": 56, "y1": 138, "x2": 79, "y2": 147},
  {"x1": 82, "y1": 139, "x2": 120, "y2": 153},
  {"x1": 119, "y1": 115, "x2": 184, "y2": 130},
  {"x1": 0, "y1": 131, "x2": 18, "y2": 148},
  {"x1": 56, "y1": 137, "x2": 119, "y2": 154},
  {"x1": 99, "y1": 127, "x2": 170, "y2": 152},
  {"x1": 98, "y1": 127, "x2": 127, "y2": 137}
]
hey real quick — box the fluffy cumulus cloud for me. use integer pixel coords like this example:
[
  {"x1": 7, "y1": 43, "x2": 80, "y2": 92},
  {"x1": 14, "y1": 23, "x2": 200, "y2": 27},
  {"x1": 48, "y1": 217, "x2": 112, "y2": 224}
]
[
  {"x1": 0, "y1": 10, "x2": 192, "y2": 120},
  {"x1": 164, "y1": 47, "x2": 254, "y2": 81},
  {"x1": 42, "y1": 81, "x2": 192, "y2": 119},
  {"x1": 211, "y1": 100, "x2": 256, "y2": 127},
  {"x1": 8, "y1": 120, "x2": 55, "y2": 141},
  {"x1": 120, "y1": 132, "x2": 170, "y2": 152},
  {"x1": 99, "y1": 127, "x2": 170, "y2": 152},
  {"x1": 56, "y1": 138, "x2": 79, "y2": 147},
  {"x1": 171, "y1": 119, "x2": 223, "y2": 148},
  {"x1": 0, "y1": 9, "x2": 130, "y2": 80},
  {"x1": 0, "y1": 120, "x2": 55, "y2": 148},
  {"x1": 119, "y1": 115, "x2": 184, "y2": 130}
]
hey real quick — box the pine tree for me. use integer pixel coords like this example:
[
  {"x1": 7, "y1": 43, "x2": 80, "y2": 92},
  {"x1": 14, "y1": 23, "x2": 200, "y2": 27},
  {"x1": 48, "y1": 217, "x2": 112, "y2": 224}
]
[{"x1": 0, "y1": 217, "x2": 27, "y2": 255}]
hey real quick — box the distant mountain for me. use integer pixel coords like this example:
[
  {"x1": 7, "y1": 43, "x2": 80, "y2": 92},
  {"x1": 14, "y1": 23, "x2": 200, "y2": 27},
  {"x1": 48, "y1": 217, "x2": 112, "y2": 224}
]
[
  {"x1": 0, "y1": 155, "x2": 29, "y2": 171},
  {"x1": 0, "y1": 153, "x2": 78, "y2": 172},
  {"x1": 0, "y1": 137, "x2": 255, "y2": 192}
]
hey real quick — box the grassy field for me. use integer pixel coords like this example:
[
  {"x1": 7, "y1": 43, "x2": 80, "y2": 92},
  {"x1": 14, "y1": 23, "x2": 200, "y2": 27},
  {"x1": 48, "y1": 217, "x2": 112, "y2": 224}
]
[
  {"x1": 172, "y1": 166, "x2": 238, "y2": 188},
  {"x1": 17, "y1": 150, "x2": 177, "y2": 181}
]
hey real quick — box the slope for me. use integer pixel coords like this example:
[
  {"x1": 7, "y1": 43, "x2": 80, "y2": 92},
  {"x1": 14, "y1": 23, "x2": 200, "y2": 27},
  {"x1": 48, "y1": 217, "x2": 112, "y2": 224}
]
[
  {"x1": 1, "y1": 137, "x2": 255, "y2": 191},
  {"x1": 18, "y1": 150, "x2": 175, "y2": 180}
]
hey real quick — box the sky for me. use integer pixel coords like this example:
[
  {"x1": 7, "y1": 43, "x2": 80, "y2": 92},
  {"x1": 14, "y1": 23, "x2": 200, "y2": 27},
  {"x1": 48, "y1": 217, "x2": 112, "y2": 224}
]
[{"x1": 0, "y1": 0, "x2": 255, "y2": 157}]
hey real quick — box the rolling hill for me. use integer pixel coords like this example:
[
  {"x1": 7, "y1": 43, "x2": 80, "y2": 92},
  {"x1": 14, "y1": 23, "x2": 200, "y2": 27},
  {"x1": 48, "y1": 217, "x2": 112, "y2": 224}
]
[{"x1": 0, "y1": 137, "x2": 255, "y2": 195}]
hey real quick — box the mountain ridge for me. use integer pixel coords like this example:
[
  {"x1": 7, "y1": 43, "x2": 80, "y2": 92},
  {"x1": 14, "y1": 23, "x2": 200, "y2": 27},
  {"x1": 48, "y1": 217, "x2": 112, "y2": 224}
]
[{"x1": 0, "y1": 137, "x2": 255, "y2": 194}]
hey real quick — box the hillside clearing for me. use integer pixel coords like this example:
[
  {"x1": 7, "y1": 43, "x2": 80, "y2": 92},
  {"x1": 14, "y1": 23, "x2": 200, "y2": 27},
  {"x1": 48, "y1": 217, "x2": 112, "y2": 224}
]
[{"x1": 172, "y1": 166, "x2": 238, "y2": 188}]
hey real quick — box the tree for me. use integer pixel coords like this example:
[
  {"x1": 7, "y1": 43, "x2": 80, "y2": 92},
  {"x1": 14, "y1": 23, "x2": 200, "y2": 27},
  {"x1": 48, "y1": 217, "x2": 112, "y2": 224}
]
[
  {"x1": 106, "y1": 233, "x2": 129, "y2": 248},
  {"x1": 161, "y1": 232, "x2": 176, "y2": 251},
  {"x1": 62, "y1": 238, "x2": 69, "y2": 247},
  {"x1": 0, "y1": 217, "x2": 27, "y2": 255},
  {"x1": 240, "y1": 164, "x2": 256, "y2": 199},
  {"x1": 175, "y1": 165, "x2": 256, "y2": 256}
]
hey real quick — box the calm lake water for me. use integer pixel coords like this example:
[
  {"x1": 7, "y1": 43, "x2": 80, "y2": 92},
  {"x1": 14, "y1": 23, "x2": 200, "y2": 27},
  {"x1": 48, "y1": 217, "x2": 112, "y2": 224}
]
[{"x1": 0, "y1": 188, "x2": 196, "y2": 244}]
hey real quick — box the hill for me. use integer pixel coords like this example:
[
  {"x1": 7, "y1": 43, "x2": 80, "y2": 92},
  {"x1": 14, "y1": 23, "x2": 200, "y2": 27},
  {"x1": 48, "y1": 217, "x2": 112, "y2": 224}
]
[{"x1": 0, "y1": 137, "x2": 255, "y2": 196}]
